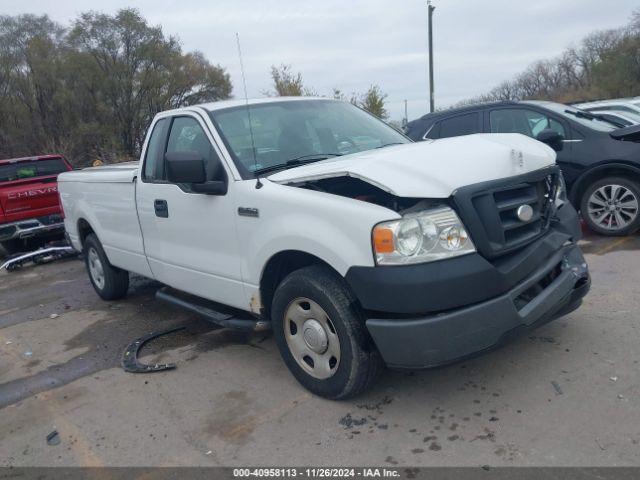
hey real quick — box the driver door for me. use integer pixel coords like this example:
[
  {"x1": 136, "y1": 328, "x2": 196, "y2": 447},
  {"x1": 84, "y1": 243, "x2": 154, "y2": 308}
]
[{"x1": 136, "y1": 113, "x2": 245, "y2": 309}]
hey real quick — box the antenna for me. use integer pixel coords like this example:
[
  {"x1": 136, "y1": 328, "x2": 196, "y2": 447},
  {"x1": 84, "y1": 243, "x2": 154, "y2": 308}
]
[{"x1": 235, "y1": 33, "x2": 262, "y2": 189}]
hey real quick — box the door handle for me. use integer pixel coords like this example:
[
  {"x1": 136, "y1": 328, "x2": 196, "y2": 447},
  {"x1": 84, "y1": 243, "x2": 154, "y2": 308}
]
[{"x1": 154, "y1": 199, "x2": 168, "y2": 218}]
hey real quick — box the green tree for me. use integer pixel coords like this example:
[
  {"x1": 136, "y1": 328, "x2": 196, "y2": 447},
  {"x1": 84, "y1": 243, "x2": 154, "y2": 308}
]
[
  {"x1": 0, "y1": 9, "x2": 233, "y2": 166},
  {"x1": 267, "y1": 64, "x2": 316, "y2": 96},
  {"x1": 67, "y1": 9, "x2": 232, "y2": 159},
  {"x1": 357, "y1": 85, "x2": 388, "y2": 119},
  {"x1": 0, "y1": 14, "x2": 68, "y2": 158}
]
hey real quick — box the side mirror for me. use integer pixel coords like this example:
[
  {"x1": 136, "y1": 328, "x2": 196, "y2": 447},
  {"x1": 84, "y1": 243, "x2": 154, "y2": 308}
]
[
  {"x1": 166, "y1": 151, "x2": 206, "y2": 183},
  {"x1": 536, "y1": 129, "x2": 564, "y2": 152},
  {"x1": 165, "y1": 151, "x2": 228, "y2": 196}
]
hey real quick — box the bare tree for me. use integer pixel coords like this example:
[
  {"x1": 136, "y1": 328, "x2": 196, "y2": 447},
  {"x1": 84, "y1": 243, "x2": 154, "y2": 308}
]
[{"x1": 458, "y1": 13, "x2": 640, "y2": 107}]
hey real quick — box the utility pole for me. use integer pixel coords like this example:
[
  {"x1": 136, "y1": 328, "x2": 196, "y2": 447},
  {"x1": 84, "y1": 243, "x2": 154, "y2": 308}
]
[
  {"x1": 403, "y1": 99, "x2": 408, "y2": 126},
  {"x1": 427, "y1": 0, "x2": 435, "y2": 113}
]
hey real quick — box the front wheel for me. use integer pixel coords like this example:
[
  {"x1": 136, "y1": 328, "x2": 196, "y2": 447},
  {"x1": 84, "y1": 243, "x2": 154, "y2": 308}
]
[
  {"x1": 580, "y1": 176, "x2": 640, "y2": 236},
  {"x1": 83, "y1": 233, "x2": 129, "y2": 300},
  {"x1": 271, "y1": 265, "x2": 382, "y2": 399}
]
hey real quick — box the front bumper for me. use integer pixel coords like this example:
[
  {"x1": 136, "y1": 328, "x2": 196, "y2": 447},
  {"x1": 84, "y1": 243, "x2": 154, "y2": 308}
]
[
  {"x1": 0, "y1": 215, "x2": 65, "y2": 242},
  {"x1": 366, "y1": 243, "x2": 589, "y2": 369}
]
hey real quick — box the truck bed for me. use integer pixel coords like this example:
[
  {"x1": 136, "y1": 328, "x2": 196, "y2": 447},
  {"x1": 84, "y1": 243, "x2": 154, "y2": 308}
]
[{"x1": 58, "y1": 161, "x2": 153, "y2": 278}]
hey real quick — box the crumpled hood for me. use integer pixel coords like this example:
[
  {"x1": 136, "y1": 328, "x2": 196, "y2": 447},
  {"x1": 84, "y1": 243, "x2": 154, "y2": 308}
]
[{"x1": 268, "y1": 133, "x2": 556, "y2": 198}]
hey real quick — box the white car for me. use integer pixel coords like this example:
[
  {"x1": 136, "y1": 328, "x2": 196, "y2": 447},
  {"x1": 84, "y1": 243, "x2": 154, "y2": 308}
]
[
  {"x1": 574, "y1": 98, "x2": 640, "y2": 116},
  {"x1": 58, "y1": 98, "x2": 590, "y2": 398}
]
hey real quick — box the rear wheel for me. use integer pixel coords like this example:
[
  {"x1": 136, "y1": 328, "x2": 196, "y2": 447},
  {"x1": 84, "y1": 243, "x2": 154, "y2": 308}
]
[
  {"x1": 83, "y1": 233, "x2": 129, "y2": 300},
  {"x1": 271, "y1": 265, "x2": 382, "y2": 399},
  {"x1": 581, "y1": 176, "x2": 640, "y2": 236}
]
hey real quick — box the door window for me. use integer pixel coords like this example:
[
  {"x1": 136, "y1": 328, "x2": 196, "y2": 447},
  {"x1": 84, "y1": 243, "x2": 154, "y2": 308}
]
[
  {"x1": 142, "y1": 119, "x2": 168, "y2": 181},
  {"x1": 438, "y1": 112, "x2": 480, "y2": 138},
  {"x1": 166, "y1": 117, "x2": 225, "y2": 182},
  {"x1": 490, "y1": 108, "x2": 565, "y2": 139}
]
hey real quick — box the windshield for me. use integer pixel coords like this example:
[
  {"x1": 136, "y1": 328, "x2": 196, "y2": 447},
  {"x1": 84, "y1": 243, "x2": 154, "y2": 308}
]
[
  {"x1": 0, "y1": 157, "x2": 68, "y2": 183},
  {"x1": 534, "y1": 102, "x2": 618, "y2": 132},
  {"x1": 209, "y1": 100, "x2": 409, "y2": 177}
]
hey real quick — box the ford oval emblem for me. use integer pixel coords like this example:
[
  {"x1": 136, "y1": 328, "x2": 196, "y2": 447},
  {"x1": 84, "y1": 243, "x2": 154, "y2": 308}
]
[{"x1": 516, "y1": 204, "x2": 534, "y2": 222}]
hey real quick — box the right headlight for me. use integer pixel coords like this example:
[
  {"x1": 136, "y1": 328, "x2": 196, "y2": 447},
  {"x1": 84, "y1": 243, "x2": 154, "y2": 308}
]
[{"x1": 372, "y1": 206, "x2": 476, "y2": 265}]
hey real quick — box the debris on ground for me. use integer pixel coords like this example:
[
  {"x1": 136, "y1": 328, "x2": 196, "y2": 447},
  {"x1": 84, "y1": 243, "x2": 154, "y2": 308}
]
[
  {"x1": 49, "y1": 314, "x2": 59, "y2": 319},
  {"x1": 551, "y1": 381, "x2": 563, "y2": 395},
  {"x1": 121, "y1": 326, "x2": 186, "y2": 373},
  {"x1": 339, "y1": 413, "x2": 367, "y2": 429},
  {"x1": 610, "y1": 376, "x2": 618, "y2": 382},
  {"x1": 1, "y1": 242, "x2": 77, "y2": 272},
  {"x1": 46, "y1": 430, "x2": 60, "y2": 446}
]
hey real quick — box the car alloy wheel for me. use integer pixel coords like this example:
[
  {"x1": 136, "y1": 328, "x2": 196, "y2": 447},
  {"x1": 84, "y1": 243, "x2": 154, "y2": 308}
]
[{"x1": 587, "y1": 184, "x2": 639, "y2": 231}]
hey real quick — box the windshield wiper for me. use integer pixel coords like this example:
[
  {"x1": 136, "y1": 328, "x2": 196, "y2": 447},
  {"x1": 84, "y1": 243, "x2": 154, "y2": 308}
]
[
  {"x1": 565, "y1": 109, "x2": 623, "y2": 128},
  {"x1": 254, "y1": 153, "x2": 343, "y2": 176}
]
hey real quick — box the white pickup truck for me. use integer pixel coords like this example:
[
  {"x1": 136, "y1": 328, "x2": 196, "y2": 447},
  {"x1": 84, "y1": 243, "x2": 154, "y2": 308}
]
[{"x1": 59, "y1": 97, "x2": 590, "y2": 398}]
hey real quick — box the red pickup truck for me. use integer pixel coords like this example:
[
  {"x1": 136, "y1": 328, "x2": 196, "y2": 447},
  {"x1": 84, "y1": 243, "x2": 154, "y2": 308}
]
[{"x1": 0, "y1": 155, "x2": 72, "y2": 254}]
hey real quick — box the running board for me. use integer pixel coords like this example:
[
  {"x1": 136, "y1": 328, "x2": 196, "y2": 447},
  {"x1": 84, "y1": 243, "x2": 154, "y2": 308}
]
[{"x1": 155, "y1": 287, "x2": 270, "y2": 331}]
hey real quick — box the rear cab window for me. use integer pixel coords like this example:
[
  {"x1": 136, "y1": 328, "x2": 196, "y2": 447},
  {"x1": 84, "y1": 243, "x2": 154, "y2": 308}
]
[{"x1": 0, "y1": 157, "x2": 69, "y2": 183}]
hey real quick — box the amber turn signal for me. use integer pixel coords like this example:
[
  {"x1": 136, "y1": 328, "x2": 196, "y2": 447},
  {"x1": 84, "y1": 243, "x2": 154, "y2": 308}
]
[{"x1": 373, "y1": 226, "x2": 395, "y2": 253}]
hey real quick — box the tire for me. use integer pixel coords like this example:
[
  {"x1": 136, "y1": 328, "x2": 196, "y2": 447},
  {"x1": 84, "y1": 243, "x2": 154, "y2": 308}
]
[
  {"x1": 271, "y1": 264, "x2": 383, "y2": 399},
  {"x1": 83, "y1": 233, "x2": 129, "y2": 300},
  {"x1": 580, "y1": 176, "x2": 640, "y2": 236}
]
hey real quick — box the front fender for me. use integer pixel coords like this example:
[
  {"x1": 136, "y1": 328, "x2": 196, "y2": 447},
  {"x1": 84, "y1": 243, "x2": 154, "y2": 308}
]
[{"x1": 235, "y1": 180, "x2": 399, "y2": 286}]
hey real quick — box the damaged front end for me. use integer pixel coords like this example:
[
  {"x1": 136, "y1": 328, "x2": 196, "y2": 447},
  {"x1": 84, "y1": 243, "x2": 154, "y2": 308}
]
[{"x1": 281, "y1": 174, "x2": 431, "y2": 213}]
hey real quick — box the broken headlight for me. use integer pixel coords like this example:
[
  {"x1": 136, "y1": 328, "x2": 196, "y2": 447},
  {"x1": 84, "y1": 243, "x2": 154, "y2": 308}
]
[
  {"x1": 555, "y1": 172, "x2": 567, "y2": 207},
  {"x1": 372, "y1": 206, "x2": 476, "y2": 265}
]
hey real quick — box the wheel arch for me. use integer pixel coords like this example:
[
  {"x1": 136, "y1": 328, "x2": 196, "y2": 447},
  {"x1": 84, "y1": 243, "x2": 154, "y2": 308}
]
[
  {"x1": 77, "y1": 218, "x2": 96, "y2": 248},
  {"x1": 259, "y1": 250, "x2": 344, "y2": 320},
  {"x1": 570, "y1": 162, "x2": 640, "y2": 206}
]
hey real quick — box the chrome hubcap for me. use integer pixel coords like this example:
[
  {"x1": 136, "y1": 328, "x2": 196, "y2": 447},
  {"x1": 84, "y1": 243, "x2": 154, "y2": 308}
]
[
  {"x1": 87, "y1": 248, "x2": 105, "y2": 290},
  {"x1": 587, "y1": 184, "x2": 638, "y2": 231},
  {"x1": 284, "y1": 297, "x2": 340, "y2": 380}
]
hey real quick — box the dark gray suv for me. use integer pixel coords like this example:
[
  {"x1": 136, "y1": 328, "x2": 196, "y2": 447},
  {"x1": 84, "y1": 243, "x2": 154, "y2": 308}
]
[{"x1": 405, "y1": 100, "x2": 640, "y2": 236}]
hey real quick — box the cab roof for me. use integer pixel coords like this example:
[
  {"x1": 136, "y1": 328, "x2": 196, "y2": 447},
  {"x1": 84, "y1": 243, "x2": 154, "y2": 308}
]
[{"x1": 198, "y1": 96, "x2": 332, "y2": 113}]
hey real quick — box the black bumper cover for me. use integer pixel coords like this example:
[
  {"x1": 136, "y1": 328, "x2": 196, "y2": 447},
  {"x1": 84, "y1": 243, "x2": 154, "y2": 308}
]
[
  {"x1": 365, "y1": 243, "x2": 589, "y2": 368},
  {"x1": 345, "y1": 203, "x2": 590, "y2": 369}
]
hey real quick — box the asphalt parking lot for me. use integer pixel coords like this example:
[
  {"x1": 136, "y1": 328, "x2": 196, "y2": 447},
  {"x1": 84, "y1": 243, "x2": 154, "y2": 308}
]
[{"x1": 0, "y1": 231, "x2": 639, "y2": 467}]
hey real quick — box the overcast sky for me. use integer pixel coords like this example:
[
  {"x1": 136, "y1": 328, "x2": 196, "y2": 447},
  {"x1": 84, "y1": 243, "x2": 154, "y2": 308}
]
[{"x1": 2, "y1": 0, "x2": 638, "y2": 120}]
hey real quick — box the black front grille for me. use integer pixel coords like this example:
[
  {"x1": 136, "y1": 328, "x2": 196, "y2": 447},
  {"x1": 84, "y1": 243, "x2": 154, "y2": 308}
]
[{"x1": 454, "y1": 167, "x2": 559, "y2": 259}]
